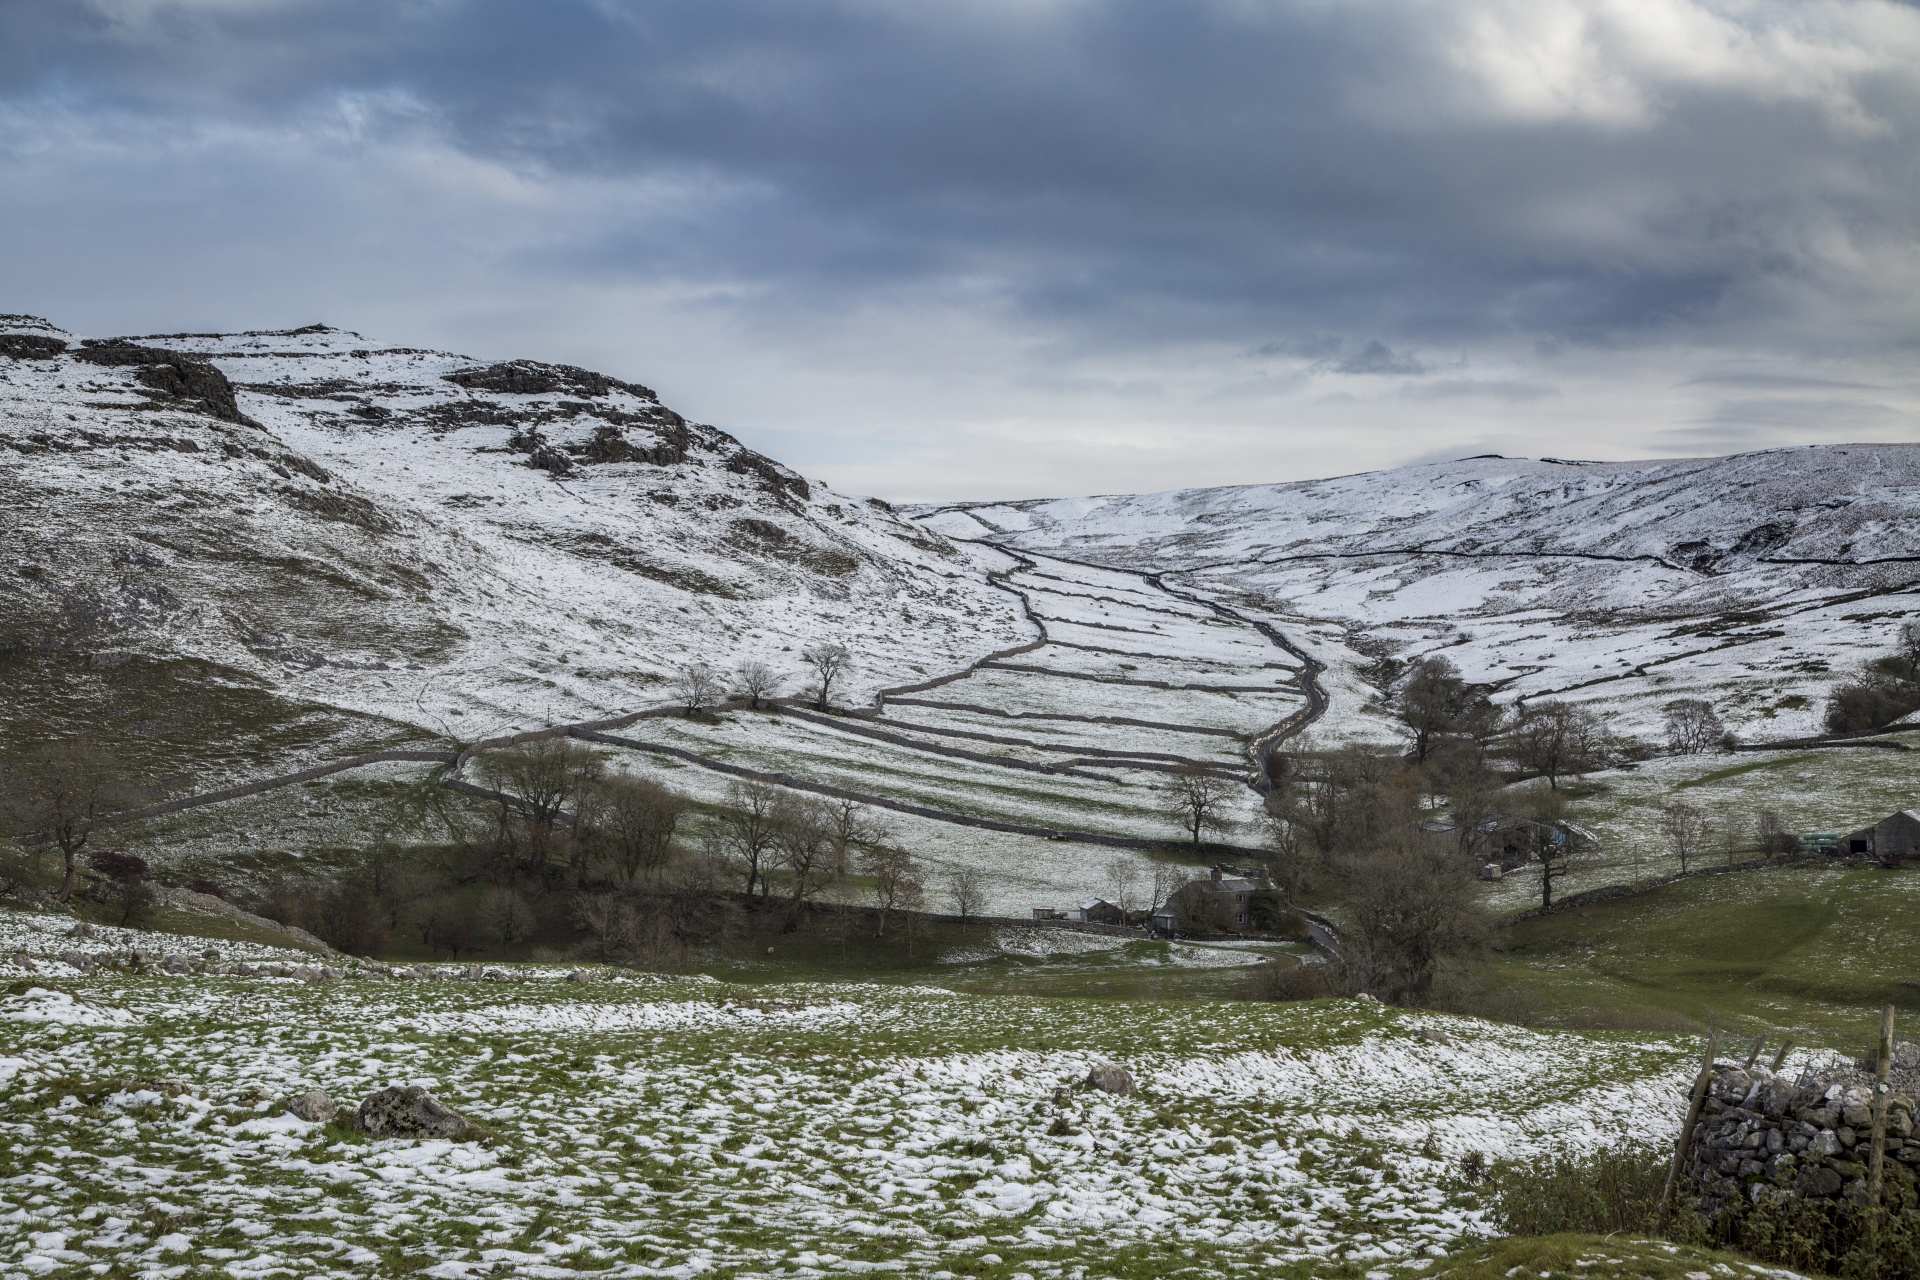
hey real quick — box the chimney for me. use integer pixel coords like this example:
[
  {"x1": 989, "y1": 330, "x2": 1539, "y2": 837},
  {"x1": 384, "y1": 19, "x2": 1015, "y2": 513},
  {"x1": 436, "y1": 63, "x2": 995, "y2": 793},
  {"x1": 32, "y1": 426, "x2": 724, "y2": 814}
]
[{"x1": 1210, "y1": 866, "x2": 1222, "y2": 884}]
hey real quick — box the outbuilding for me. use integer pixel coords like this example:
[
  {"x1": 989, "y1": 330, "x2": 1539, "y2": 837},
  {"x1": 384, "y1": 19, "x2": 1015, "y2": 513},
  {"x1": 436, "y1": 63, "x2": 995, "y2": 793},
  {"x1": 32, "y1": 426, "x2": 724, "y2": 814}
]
[{"x1": 1841, "y1": 810, "x2": 1920, "y2": 862}]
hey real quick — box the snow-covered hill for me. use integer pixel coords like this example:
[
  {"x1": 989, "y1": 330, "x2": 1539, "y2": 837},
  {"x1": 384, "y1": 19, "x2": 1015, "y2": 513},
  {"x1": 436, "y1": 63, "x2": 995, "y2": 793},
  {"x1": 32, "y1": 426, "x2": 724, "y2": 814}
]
[
  {"x1": 0, "y1": 315, "x2": 1025, "y2": 780},
  {"x1": 914, "y1": 449, "x2": 1920, "y2": 742}
]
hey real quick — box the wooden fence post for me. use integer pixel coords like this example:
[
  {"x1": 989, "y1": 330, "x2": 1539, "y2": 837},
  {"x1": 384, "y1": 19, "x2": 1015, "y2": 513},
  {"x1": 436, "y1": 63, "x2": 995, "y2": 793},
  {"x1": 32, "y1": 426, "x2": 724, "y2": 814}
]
[
  {"x1": 1868, "y1": 1004, "x2": 1895, "y2": 1206},
  {"x1": 1660, "y1": 1028, "x2": 1720, "y2": 1230},
  {"x1": 1769, "y1": 1039, "x2": 1794, "y2": 1075},
  {"x1": 1742, "y1": 1034, "x2": 1766, "y2": 1070}
]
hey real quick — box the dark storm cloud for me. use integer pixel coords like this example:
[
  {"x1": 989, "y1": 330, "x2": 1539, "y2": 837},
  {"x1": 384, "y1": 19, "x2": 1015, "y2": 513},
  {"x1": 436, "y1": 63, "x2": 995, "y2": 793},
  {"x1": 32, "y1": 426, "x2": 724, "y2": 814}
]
[
  {"x1": 9, "y1": 0, "x2": 1914, "y2": 347},
  {"x1": 1, "y1": 1, "x2": 1916, "y2": 498}
]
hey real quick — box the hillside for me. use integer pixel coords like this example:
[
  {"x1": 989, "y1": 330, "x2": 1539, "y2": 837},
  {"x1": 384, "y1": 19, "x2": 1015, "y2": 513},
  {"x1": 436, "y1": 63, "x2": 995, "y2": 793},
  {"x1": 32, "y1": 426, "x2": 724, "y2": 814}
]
[
  {"x1": 0, "y1": 315, "x2": 1026, "y2": 785},
  {"x1": 914, "y1": 448, "x2": 1920, "y2": 743}
]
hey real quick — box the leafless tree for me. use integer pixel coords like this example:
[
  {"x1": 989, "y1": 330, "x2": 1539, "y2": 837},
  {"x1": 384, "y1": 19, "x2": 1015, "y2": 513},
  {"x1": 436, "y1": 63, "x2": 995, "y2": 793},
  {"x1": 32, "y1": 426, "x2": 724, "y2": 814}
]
[
  {"x1": 1417, "y1": 739, "x2": 1505, "y2": 860},
  {"x1": 860, "y1": 844, "x2": 923, "y2": 936},
  {"x1": 474, "y1": 737, "x2": 602, "y2": 871},
  {"x1": 734, "y1": 660, "x2": 785, "y2": 710},
  {"x1": 0, "y1": 743, "x2": 146, "y2": 902},
  {"x1": 673, "y1": 663, "x2": 723, "y2": 716},
  {"x1": 1103, "y1": 856, "x2": 1144, "y2": 916},
  {"x1": 1148, "y1": 863, "x2": 1190, "y2": 918},
  {"x1": 1755, "y1": 810, "x2": 1796, "y2": 858},
  {"x1": 1658, "y1": 798, "x2": 1711, "y2": 873},
  {"x1": 826, "y1": 796, "x2": 888, "y2": 879},
  {"x1": 801, "y1": 643, "x2": 852, "y2": 712},
  {"x1": 1394, "y1": 656, "x2": 1501, "y2": 762},
  {"x1": 944, "y1": 865, "x2": 987, "y2": 920},
  {"x1": 1332, "y1": 813, "x2": 1488, "y2": 1005},
  {"x1": 1260, "y1": 804, "x2": 1317, "y2": 905},
  {"x1": 479, "y1": 886, "x2": 536, "y2": 947},
  {"x1": 1507, "y1": 700, "x2": 1604, "y2": 788},
  {"x1": 594, "y1": 774, "x2": 687, "y2": 885},
  {"x1": 772, "y1": 794, "x2": 840, "y2": 916},
  {"x1": 1159, "y1": 763, "x2": 1237, "y2": 849},
  {"x1": 1662, "y1": 699, "x2": 1727, "y2": 755},
  {"x1": 709, "y1": 779, "x2": 784, "y2": 901}
]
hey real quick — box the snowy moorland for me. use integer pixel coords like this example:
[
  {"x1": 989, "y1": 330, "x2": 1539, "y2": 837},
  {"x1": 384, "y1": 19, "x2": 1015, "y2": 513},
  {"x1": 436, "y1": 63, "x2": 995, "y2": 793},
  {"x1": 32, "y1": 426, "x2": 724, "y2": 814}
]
[
  {"x1": 0, "y1": 315, "x2": 1026, "y2": 784},
  {"x1": 914, "y1": 448, "x2": 1920, "y2": 744},
  {"x1": 0, "y1": 960, "x2": 1708, "y2": 1280}
]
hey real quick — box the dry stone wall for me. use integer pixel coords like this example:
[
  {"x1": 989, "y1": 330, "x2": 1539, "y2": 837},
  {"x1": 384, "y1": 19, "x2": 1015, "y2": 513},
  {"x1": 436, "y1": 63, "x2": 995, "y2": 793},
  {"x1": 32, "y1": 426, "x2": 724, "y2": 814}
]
[{"x1": 1688, "y1": 1049, "x2": 1920, "y2": 1215}]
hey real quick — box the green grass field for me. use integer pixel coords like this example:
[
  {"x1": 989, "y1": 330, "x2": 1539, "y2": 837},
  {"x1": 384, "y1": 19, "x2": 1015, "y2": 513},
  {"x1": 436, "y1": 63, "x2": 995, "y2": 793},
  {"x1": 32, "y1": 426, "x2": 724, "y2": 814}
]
[{"x1": 1459, "y1": 864, "x2": 1920, "y2": 1048}]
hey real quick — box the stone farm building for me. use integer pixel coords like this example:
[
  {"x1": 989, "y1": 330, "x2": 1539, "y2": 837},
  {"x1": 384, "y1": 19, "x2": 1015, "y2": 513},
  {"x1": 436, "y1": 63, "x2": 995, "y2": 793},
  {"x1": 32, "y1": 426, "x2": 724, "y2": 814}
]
[
  {"x1": 1152, "y1": 866, "x2": 1279, "y2": 937},
  {"x1": 1841, "y1": 810, "x2": 1920, "y2": 862}
]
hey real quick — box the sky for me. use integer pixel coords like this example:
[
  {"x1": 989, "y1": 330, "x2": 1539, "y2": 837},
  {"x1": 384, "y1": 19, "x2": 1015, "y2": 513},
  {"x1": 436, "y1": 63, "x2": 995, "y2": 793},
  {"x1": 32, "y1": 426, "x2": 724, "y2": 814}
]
[{"x1": 3, "y1": 1, "x2": 1918, "y2": 502}]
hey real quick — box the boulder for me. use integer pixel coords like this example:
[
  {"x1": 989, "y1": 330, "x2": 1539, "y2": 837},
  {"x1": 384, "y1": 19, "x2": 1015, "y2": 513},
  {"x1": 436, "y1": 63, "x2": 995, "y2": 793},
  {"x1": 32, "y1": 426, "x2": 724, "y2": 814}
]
[
  {"x1": 8, "y1": 951, "x2": 35, "y2": 971},
  {"x1": 568, "y1": 969, "x2": 593, "y2": 983},
  {"x1": 1415, "y1": 1028, "x2": 1451, "y2": 1046},
  {"x1": 1085, "y1": 1063, "x2": 1138, "y2": 1096},
  {"x1": 59, "y1": 950, "x2": 96, "y2": 974},
  {"x1": 355, "y1": 1086, "x2": 484, "y2": 1140},
  {"x1": 202, "y1": 947, "x2": 222, "y2": 962},
  {"x1": 66, "y1": 923, "x2": 95, "y2": 940},
  {"x1": 287, "y1": 1090, "x2": 337, "y2": 1122},
  {"x1": 161, "y1": 956, "x2": 193, "y2": 974}
]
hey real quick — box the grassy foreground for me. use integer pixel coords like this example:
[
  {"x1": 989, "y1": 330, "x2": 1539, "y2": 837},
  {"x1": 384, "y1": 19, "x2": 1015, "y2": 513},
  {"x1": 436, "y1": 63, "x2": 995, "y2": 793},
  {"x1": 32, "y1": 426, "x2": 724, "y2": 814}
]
[{"x1": 0, "y1": 958, "x2": 1700, "y2": 1279}]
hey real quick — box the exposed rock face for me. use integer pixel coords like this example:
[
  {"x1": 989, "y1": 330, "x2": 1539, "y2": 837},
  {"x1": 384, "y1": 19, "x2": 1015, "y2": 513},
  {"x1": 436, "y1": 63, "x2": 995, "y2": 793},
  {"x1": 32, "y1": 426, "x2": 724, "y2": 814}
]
[
  {"x1": 287, "y1": 1090, "x2": 336, "y2": 1122},
  {"x1": 355, "y1": 1085, "x2": 483, "y2": 1140},
  {"x1": 0, "y1": 334, "x2": 66, "y2": 360},
  {"x1": 71, "y1": 340, "x2": 258, "y2": 426},
  {"x1": 1086, "y1": 1063, "x2": 1138, "y2": 1096}
]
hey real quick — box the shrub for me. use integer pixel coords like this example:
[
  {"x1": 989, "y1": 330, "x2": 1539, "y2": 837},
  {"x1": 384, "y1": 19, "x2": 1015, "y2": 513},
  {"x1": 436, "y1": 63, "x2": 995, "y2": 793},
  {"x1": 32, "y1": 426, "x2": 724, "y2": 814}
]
[
  {"x1": 1486, "y1": 1141, "x2": 1669, "y2": 1238},
  {"x1": 1245, "y1": 958, "x2": 1352, "y2": 1002}
]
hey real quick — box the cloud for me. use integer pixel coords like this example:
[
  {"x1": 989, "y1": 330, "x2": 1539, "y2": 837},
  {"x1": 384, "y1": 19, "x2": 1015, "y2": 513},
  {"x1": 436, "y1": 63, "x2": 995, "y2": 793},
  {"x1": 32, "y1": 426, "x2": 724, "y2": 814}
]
[{"x1": 0, "y1": 0, "x2": 1916, "y2": 500}]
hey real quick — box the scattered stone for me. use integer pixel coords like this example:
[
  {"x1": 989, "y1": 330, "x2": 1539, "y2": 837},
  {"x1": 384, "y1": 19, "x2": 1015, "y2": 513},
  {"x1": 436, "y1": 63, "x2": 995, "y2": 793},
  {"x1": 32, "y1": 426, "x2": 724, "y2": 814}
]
[
  {"x1": 567, "y1": 969, "x2": 593, "y2": 983},
  {"x1": 462, "y1": 965, "x2": 484, "y2": 981},
  {"x1": 66, "y1": 923, "x2": 95, "y2": 940},
  {"x1": 8, "y1": 951, "x2": 35, "y2": 971},
  {"x1": 1085, "y1": 1064, "x2": 1137, "y2": 1096},
  {"x1": 161, "y1": 956, "x2": 193, "y2": 974},
  {"x1": 1415, "y1": 1028, "x2": 1451, "y2": 1046},
  {"x1": 59, "y1": 950, "x2": 96, "y2": 974},
  {"x1": 201, "y1": 947, "x2": 222, "y2": 962},
  {"x1": 355, "y1": 1086, "x2": 484, "y2": 1141},
  {"x1": 287, "y1": 1090, "x2": 337, "y2": 1122}
]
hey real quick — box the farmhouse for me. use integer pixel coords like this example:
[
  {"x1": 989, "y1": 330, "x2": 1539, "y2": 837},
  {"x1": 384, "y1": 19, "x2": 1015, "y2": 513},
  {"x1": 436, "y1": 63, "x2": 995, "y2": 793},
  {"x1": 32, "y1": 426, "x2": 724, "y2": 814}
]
[
  {"x1": 1840, "y1": 810, "x2": 1920, "y2": 862},
  {"x1": 1151, "y1": 865, "x2": 1277, "y2": 937}
]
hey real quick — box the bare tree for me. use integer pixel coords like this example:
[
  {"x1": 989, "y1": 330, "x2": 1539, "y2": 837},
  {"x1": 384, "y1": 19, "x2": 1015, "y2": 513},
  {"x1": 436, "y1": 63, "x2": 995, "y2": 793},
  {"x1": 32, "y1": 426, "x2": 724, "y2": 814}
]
[
  {"x1": 479, "y1": 886, "x2": 535, "y2": 948},
  {"x1": 710, "y1": 779, "x2": 783, "y2": 901},
  {"x1": 474, "y1": 737, "x2": 602, "y2": 871},
  {"x1": 1159, "y1": 763, "x2": 1237, "y2": 849},
  {"x1": 826, "y1": 797, "x2": 888, "y2": 879},
  {"x1": 945, "y1": 865, "x2": 987, "y2": 920},
  {"x1": 1507, "y1": 701, "x2": 1604, "y2": 789},
  {"x1": 595, "y1": 774, "x2": 687, "y2": 885},
  {"x1": 1662, "y1": 699, "x2": 1727, "y2": 755},
  {"x1": 1658, "y1": 798, "x2": 1711, "y2": 873},
  {"x1": 1332, "y1": 814, "x2": 1488, "y2": 1005},
  {"x1": 673, "y1": 663, "x2": 723, "y2": 716},
  {"x1": 861, "y1": 844, "x2": 923, "y2": 936},
  {"x1": 1394, "y1": 656, "x2": 1500, "y2": 763},
  {"x1": 1148, "y1": 863, "x2": 1190, "y2": 918},
  {"x1": 1755, "y1": 810, "x2": 1796, "y2": 858},
  {"x1": 1103, "y1": 856, "x2": 1144, "y2": 917},
  {"x1": 734, "y1": 660, "x2": 785, "y2": 710},
  {"x1": 800, "y1": 643, "x2": 852, "y2": 712},
  {"x1": 772, "y1": 794, "x2": 840, "y2": 917},
  {"x1": 0, "y1": 743, "x2": 145, "y2": 902}
]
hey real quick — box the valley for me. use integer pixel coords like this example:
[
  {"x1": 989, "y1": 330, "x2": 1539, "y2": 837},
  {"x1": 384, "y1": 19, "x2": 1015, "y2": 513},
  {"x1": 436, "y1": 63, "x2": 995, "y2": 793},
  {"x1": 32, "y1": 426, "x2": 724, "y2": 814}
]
[{"x1": 7, "y1": 315, "x2": 1920, "y2": 1280}]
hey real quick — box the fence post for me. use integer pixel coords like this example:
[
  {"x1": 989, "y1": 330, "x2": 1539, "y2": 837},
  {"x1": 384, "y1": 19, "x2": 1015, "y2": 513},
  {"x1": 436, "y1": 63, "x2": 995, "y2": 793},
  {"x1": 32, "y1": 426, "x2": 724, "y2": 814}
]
[
  {"x1": 1868, "y1": 1005, "x2": 1895, "y2": 1206},
  {"x1": 1769, "y1": 1039, "x2": 1794, "y2": 1075},
  {"x1": 1660, "y1": 1028, "x2": 1720, "y2": 1230},
  {"x1": 1742, "y1": 1034, "x2": 1766, "y2": 1070}
]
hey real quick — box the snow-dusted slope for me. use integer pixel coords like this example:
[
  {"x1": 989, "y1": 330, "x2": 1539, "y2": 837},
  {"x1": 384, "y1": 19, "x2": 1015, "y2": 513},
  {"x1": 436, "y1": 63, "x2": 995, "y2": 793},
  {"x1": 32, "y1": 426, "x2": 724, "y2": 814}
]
[
  {"x1": 915, "y1": 449, "x2": 1920, "y2": 742},
  {"x1": 0, "y1": 316, "x2": 1024, "y2": 779}
]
